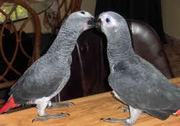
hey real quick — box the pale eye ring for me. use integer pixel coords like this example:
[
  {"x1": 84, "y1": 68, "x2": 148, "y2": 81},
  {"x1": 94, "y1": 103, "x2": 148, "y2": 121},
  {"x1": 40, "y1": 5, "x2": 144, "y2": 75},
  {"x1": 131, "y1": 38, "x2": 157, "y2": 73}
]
[{"x1": 106, "y1": 18, "x2": 110, "y2": 23}]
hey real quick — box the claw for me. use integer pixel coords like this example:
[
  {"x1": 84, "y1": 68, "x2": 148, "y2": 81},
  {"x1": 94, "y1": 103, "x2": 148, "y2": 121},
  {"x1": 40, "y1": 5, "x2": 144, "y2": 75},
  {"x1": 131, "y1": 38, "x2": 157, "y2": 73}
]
[
  {"x1": 101, "y1": 117, "x2": 126, "y2": 123},
  {"x1": 101, "y1": 117, "x2": 132, "y2": 126},
  {"x1": 48, "y1": 102, "x2": 74, "y2": 109},
  {"x1": 32, "y1": 112, "x2": 70, "y2": 122}
]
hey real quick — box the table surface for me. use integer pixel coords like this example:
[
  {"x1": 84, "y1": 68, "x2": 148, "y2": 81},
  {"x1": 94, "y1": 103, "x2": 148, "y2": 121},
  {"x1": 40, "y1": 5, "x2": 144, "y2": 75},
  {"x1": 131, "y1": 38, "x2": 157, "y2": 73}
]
[{"x1": 0, "y1": 78, "x2": 180, "y2": 126}]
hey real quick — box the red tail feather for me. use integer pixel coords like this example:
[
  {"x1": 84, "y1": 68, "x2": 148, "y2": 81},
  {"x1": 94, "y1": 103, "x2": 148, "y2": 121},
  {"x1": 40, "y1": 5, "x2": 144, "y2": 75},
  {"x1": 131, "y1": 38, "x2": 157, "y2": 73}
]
[
  {"x1": 0, "y1": 96, "x2": 18, "y2": 113},
  {"x1": 175, "y1": 109, "x2": 180, "y2": 116}
]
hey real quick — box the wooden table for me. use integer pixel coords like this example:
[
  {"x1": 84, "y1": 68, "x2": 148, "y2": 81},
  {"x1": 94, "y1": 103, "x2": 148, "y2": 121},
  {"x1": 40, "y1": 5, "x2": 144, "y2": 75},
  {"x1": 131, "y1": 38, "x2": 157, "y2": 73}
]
[{"x1": 0, "y1": 78, "x2": 180, "y2": 126}]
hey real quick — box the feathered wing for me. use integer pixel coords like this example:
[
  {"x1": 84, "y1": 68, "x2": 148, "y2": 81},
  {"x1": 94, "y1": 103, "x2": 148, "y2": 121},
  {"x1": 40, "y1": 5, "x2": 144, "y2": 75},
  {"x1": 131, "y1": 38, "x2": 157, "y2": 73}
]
[
  {"x1": 110, "y1": 55, "x2": 180, "y2": 119},
  {"x1": 10, "y1": 53, "x2": 71, "y2": 104}
]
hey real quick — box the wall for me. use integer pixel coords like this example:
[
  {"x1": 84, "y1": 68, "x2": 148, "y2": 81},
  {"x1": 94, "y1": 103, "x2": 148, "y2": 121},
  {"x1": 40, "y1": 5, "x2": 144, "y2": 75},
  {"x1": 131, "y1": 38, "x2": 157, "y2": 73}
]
[
  {"x1": 81, "y1": 0, "x2": 96, "y2": 15},
  {"x1": 161, "y1": 0, "x2": 180, "y2": 39}
]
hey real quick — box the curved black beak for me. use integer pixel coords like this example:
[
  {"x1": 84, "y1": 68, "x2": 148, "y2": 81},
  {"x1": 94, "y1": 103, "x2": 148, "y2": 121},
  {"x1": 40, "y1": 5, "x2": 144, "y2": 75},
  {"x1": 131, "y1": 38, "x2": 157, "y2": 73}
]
[
  {"x1": 87, "y1": 17, "x2": 96, "y2": 26},
  {"x1": 95, "y1": 17, "x2": 102, "y2": 29},
  {"x1": 87, "y1": 17, "x2": 102, "y2": 30}
]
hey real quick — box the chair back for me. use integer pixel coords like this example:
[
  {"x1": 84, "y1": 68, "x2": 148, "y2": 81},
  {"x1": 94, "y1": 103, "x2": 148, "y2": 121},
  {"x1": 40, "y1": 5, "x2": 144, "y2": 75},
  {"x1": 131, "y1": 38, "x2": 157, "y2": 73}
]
[
  {"x1": 0, "y1": 0, "x2": 41, "y2": 89},
  {"x1": 128, "y1": 20, "x2": 173, "y2": 78}
]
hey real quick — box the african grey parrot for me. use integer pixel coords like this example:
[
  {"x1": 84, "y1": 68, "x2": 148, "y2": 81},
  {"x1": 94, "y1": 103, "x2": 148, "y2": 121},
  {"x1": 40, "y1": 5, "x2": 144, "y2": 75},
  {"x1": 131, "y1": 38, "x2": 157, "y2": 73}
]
[
  {"x1": 0, "y1": 11, "x2": 94, "y2": 121},
  {"x1": 96, "y1": 11, "x2": 180, "y2": 126}
]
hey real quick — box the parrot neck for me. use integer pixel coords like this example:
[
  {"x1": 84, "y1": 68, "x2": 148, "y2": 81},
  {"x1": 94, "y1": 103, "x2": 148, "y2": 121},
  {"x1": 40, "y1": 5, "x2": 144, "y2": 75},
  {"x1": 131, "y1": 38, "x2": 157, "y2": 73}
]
[
  {"x1": 106, "y1": 34, "x2": 135, "y2": 64},
  {"x1": 47, "y1": 27, "x2": 81, "y2": 57}
]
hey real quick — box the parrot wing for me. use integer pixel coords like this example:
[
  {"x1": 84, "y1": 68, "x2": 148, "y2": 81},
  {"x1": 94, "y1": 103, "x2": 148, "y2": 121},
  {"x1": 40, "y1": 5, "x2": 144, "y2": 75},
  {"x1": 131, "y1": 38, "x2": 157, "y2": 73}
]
[
  {"x1": 10, "y1": 53, "x2": 70, "y2": 104},
  {"x1": 110, "y1": 56, "x2": 180, "y2": 119}
]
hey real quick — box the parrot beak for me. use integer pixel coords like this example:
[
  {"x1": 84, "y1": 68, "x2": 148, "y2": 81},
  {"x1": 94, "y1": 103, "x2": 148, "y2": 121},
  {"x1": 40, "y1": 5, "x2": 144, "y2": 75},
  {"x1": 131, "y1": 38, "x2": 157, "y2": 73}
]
[
  {"x1": 94, "y1": 17, "x2": 102, "y2": 29},
  {"x1": 87, "y1": 17, "x2": 96, "y2": 27}
]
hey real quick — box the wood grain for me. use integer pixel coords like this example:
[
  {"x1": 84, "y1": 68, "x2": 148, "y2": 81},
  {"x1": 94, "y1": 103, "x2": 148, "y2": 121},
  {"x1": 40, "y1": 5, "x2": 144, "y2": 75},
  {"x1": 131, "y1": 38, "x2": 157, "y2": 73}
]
[{"x1": 0, "y1": 78, "x2": 180, "y2": 126}]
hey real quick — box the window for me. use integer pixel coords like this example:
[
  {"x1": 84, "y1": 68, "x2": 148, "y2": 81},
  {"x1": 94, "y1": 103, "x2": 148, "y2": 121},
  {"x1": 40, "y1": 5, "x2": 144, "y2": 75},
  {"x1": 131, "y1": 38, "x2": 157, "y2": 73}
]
[{"x1": 0, "y1": 3, "x2": 28, "y2": 23}]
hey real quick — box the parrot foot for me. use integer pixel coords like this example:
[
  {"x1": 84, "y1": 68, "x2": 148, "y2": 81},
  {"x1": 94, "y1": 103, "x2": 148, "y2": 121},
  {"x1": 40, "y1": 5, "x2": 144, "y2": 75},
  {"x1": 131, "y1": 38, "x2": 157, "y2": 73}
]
[
  {"x1": 32, "y1": 112, "x2": 70, "y2": 122},
  {"x1": 118, "y1": 105, "x2": 129, "y2": 113},
  {"x1": 101, "y1": 117, "x2": 132, "y2": 126},
  {"x1": 48, "y1": 101, "x2": 74, "y2": 109}
]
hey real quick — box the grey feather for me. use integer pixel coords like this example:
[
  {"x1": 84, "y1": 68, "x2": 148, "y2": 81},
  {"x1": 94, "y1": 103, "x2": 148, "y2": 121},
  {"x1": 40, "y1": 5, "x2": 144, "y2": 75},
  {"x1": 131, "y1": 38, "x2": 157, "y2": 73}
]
[
  {"x1": 10, "y1": 11, "x2": 94, "y2": 105},
  {"x1": 97, "y1": 11, "x2": 180, "y2": 122}
]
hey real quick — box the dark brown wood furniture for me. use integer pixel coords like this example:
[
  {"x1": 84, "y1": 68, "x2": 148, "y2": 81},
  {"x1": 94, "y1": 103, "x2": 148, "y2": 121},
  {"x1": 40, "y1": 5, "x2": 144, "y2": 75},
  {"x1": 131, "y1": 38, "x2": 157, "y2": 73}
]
[{"x1": 0, "y1": 0, "x2": 41, "y2": 89}]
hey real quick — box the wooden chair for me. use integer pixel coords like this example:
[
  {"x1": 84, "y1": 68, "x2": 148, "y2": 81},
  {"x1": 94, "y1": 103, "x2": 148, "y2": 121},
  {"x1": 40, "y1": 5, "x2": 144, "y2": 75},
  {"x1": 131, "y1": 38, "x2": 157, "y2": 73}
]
[
  {"x1": 0, "y1": 0, "x2": 41, "y2": 90},
  {"x1": 128, "y1": 20, "x2": 173, "y2": 78}
]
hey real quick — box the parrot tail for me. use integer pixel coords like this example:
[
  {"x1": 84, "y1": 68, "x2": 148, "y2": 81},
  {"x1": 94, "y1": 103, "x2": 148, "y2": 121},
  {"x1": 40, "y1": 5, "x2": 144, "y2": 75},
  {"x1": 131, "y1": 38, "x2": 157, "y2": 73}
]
[
  {"x1": 0, "y1": 96, "x2": 19, "y2": 113},
  {"x1": 174, "y1": 109, "x2": 180, "y2": 116}
]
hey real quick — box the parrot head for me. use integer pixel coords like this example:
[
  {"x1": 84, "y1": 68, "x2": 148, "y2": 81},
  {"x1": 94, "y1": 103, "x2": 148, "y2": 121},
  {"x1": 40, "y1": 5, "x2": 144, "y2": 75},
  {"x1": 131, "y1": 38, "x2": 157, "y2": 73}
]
[
  {"x1": 95, "y1": 11, "x2": 128, "y2": 40},
  {"x1": 63, "y1": 11, "x2": 95, "y2": 33},
  {"x1": 95, "y1": 11, "x2": 133, "y2": 55}
]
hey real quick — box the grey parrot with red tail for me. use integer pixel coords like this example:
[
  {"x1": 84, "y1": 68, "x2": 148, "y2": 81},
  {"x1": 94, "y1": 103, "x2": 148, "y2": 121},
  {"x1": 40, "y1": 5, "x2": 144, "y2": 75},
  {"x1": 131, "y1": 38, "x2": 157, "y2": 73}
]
[{"x1": 0, "y1": 11, "x2": 95, "y2": 121}]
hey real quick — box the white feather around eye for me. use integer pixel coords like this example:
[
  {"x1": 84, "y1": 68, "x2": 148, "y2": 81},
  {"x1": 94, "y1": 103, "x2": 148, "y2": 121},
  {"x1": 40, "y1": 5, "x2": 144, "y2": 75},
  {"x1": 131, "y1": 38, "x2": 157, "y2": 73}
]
[{"x1": 100, "y1": 14, "x2": 119, "y2": 28}]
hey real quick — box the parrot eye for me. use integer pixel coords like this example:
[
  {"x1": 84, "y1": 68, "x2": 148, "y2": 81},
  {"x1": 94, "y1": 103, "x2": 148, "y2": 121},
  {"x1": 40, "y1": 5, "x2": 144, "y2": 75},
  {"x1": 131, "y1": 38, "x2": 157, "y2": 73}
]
[
  {"x1": 106, "y1": 18, "x2": 111, "y2": 23},
  {"x1": 80, "y1": 11, "x2": 85, "y2": 14}
]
